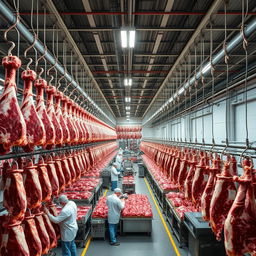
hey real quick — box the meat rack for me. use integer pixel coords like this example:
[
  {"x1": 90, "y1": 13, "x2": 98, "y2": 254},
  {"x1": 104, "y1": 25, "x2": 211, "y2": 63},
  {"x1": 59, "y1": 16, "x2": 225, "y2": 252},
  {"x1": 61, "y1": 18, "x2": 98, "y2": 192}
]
[{"x1": 0, "y1": 140, "x2": 116, "y2": 161}]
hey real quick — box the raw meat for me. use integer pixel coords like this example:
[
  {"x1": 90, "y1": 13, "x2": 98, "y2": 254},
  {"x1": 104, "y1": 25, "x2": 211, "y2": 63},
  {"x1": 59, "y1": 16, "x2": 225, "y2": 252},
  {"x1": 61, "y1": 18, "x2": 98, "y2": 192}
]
[
  {"x1": 0, "y1": 56, "x2": 26, "y2": 154},
  {"x1": 201, "y1": 154, "x2": 221, "y2": 221},
  {"x1": 224, "y1": 163, "x2": 256, "y2": 256},
  {"x1": 45, "y1": 157, "x2": 60, "y2": 196},
  {"x1": 53, "y1": 156, "x2": 66, "y2": 193},
  {"x1": 67, "y1": 155, "x2": 77, "y2": 183},
  {"x1": 47, "y1": 202, "x2": 61, "y2": 239},
  {"x1": 0, "y1": 221, "x2": 30, "y2": 256},
  {"x1": 42, "y1": 212, "x2": 57, "y2": 249},
  {"x1": 209, "y1": 159, "x2": 237, "y2": 241},
  {"x1": 34, "y1": 211, "x2": 50, "y2": 255},
  {"x1": 3, "y1": 162, "x2": 27, "y2": 221},
  {"x1": 0, "y1": 160, "x2": 10, "y2": 190},
  {"x1": 23, "y1": 214, "x2": 42, "y2": 256},
  {"x1": 61, "y1": 95, "x2": 77, "y2": 144},
  {"x1": 66, "y1": 98, "x2": 78, "y2": 144},
  {"x1": 46, "y1": 85, "x2": 63, "y2": 146},
  {"x1": 60, "y1": 155, "x2": 72, "y2": 186},
  {"x1": 23, "y1": 160, "x2": 42, "y2": 209},
  {"x1": 72, "y1": 153, "x2": 82, "y2": 180},
  {"x1": 37, "y1": 157, "x2": 52, "y2": 202},
  {"x1": 184, "y1": 154, "x2": 198, "y2": 200},
  {"x1": 21, "y1": 69, "x2": 46, "y2": 152},
  {"x1": 55, "y1": 90, "x2": 70, "y2": 144},
  {"x1": 34, "y1": 78, "x2": 55, "y2": 148},
  {"x1": 191, "y1": 152, "x2": 209, "y2": 209},
  {"x1": 177, "y1": 151, "x2": 189, "y2": 191}
]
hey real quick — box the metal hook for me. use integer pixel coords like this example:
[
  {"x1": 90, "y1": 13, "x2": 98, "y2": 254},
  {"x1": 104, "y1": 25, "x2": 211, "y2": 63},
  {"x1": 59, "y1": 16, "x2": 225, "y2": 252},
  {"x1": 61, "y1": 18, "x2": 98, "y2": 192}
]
[
  {"x1": 63, "y1": 81, "x2": 73, "y2": 94},
  {"x1": 24, "y1": 33, "x2": 37, "y2": 70},
  {"x1": 4, "y1": 13, "x2": 20, "y2": 56},
  {"x1": 47, "y1": 58, "x2": 57, "y2": 86},
  {"x1": 36, "y1": 43, "x2": 47, "y2": 77}
]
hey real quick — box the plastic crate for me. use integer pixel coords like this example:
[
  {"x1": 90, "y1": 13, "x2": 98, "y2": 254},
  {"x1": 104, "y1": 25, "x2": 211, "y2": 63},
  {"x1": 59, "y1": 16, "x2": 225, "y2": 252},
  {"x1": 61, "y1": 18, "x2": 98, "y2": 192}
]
[{"x1": 91, "y1": 219, "x2": 106, "y2": 239}]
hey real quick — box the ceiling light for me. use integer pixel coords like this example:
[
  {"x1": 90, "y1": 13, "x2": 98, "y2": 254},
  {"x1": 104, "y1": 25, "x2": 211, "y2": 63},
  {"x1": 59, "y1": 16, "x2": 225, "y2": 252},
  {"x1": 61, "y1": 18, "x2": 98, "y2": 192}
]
[
  {"x1": 126, "y1": 106, "x2": 130, "y2": 110},
  {"x1": 121, "y1": 30, "x2": 127, "y2": 48},
  {"x1": 126, "y1": 111, "x2": 130, "y2": 115},
  {"x1": 126, "y1": 118, "x2": 130, "y2": 121},
  {"x1": 121, "y1": 29, "x2": 136, "y2": 48},
  {"x1": 125, "y1": 97, "x2": 131, "y2": 102},
  {"x1": 124, "y1": 78, "x2": 132, "y2": 86},
  {"x1": 129, "y1": 30, "x2": 135, "y2": 48}
]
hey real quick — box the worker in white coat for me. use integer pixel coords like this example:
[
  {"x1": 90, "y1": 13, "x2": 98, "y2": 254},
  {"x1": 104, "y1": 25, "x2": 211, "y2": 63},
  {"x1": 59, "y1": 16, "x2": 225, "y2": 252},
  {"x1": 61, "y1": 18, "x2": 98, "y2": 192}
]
[
  {"x1": 111, "y1": 162, "x2": 120, "y2": 191},
  {"x1": 106, "y1": 188, "x2": 125, "y2": 246},
  {"x1": 115, "y1": 152, "x2": 123, "y2": 174},
  {"x1": 45, "y1": 195, "x2": 78, "y2": 256}
]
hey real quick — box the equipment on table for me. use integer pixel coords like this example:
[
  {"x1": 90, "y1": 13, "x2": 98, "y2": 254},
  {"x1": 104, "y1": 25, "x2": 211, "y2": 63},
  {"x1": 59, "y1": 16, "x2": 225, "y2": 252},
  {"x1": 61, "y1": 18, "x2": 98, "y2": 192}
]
[{"x1": 184, "y1": 212, "x2": 226, "y2": 256}]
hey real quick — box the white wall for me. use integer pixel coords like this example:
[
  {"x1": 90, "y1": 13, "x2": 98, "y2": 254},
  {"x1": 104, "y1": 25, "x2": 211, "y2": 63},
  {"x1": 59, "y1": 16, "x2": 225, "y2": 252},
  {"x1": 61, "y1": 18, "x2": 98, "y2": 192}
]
[
  {"x1": 142, "y1": 86, "x2": 256, "y2": 145},
  {"x1": 116, "y1": 117, "x2": 141, "y2": 126}
]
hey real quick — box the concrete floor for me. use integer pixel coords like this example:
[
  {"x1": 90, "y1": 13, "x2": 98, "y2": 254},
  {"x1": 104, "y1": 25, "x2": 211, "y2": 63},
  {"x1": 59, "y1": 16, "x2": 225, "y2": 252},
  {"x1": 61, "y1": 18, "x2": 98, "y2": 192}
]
[{"x1": 52, "y1": 164, "x2": 187, "y2": 256}]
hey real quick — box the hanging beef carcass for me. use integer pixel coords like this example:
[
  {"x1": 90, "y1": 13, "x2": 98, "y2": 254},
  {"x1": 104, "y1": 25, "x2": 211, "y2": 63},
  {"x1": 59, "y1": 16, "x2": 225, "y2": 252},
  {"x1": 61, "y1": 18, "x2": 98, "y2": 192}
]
[
  {"x1": 45, "y1": 156, "x2": 60, "y2": 196},
  {"x1": 55, "y1": 90, "x2": 70, "y2": 144},
  {"x1": 23, "y1": 160, "x2": 42, "y2": 209},
  {"x1": 23, "y1": 214, "x2": 42, "y2": 256},
  {"x1": 65, "y1": 96, "x2": 78, "y2": 144},
  {"x1": 191, "y1": 152, "x2": 209, "y2": 210},
  {"x1": 0, "y1": 56, "x2": 26, "y2": 154},
  {"x1": 209, "y1": 156, "x2": 237, "y2": 241},
  {"x1": 0, "y1": 221, "x2": 30, "y2": 256},
  {"x1": 201, "y1": 154, "x2": 221, "y2": 221},
  {"x1": 3, "y1": 162, "x2": 27, "y2": 221},
  {"x1": 34, "y1": 78, "x2": 55, "y2": 148},
  {"x1": 224, "y1": 159, "x2": 256, "y2": 256},
  {"x1": 46, "y1": 85, "x2": 63, "y2": 146},
  {"x1": 21, "y1": 69, "x2": 46, "y2": 152},
  {"x1": 33, "y1": 210, "x2": 50, "y2": 255},
  {"x1": 37, "y1": 157, "x2": 52, "y2": 202},
  {"x1": 53, "y1": 155, "x2": 66, "y2": 193},
  {"x1": 42, "y1": 212, "x2": 57, "y2": 249}
]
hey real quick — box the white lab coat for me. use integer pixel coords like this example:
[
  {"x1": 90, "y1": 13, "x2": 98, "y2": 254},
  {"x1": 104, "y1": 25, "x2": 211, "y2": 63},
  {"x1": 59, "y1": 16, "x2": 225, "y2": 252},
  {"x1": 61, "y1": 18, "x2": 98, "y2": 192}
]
[
  {"x1": 47, "y1": 201, "x2": 78, "y2": 242},
  {"x1": 106, "y1": 194, "x2": 125, "y2": 224},
  {"x1": 115, "y1": 154, "x2": 123, "y2": 170},
  {"x1": 111, "y1": 165, "x2": 119, "y2": 181}
]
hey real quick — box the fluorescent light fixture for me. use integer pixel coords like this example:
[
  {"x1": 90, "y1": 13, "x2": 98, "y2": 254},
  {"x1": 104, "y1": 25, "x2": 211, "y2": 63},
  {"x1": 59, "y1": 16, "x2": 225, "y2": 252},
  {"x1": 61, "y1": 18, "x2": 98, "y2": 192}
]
[
  {"x1": 121, "y1": 30, "x2": 127, "y2": 48},
  {"x1": 129, "y1": 30, "x2": 135, "y2": 48},
  {"x1": 126, "y1": 118, "x2": 130, "y2": 121},
  {"x1": 178, "y1": 87, "x2": 185, "y2": 95},
  {"x1": 126, "y1": 106, "x2": 130, "y2": 110},
  {"x1": 126, "y1": 111, "x2": 130, "y2": 115},
  {"x1": 124, "y1": 78, "x2": 132, "y2": 86},
  {"x1": 125, "y1": 97, "x2": 131, "y2": 102}
]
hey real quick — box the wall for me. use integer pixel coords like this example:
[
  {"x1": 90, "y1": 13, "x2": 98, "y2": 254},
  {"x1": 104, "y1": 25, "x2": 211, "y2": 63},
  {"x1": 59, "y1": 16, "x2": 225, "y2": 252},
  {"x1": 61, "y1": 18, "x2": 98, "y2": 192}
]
[
  {"x1": 116, "y1": 117, "x2": 142, "y2": 126},
  {"x1": 142, "y1": 85, "x2": 256, "y2": 146}
]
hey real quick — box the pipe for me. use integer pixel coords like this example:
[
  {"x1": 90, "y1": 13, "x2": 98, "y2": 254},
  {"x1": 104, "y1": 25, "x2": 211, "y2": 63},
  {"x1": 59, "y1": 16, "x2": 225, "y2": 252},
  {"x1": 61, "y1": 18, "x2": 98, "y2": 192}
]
[
  {"x1": 18, "y1": 11, "x2": 256, "y2": 16},
  {"x1": 143, "y1": 15, "x2": 256, "y2": 126},
  {"x1": 92, "y1": 70, "x2": 169, "y2": 74},
  {"x1": 0, "y1": 0, "x2": 115, "y2": 126}
]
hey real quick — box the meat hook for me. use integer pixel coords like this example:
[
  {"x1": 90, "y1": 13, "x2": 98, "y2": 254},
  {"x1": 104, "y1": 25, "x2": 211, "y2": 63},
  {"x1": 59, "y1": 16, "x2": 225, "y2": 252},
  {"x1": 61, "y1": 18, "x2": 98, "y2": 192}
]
[
  {"x1": 3, "y1": 13, "x2": 20, "y2": 56},
  {"x1": 36, "y1": 44, "x2": 47, "y2": 78},
  {"x1": 24, "y1": 33, "x2": 37, "y2": 70}
]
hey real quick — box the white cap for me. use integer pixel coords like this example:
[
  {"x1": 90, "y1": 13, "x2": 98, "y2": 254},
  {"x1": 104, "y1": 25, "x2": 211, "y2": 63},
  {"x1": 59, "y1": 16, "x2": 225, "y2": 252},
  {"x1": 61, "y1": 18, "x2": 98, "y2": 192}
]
[
  {"x1": 59, "y1": 195, "x2": 69, "y2": 204},
  {"x1": 113, "y1": 162, "x2": 118, "y2": 166},
  {"x1": 114, "y1": 188, "x2": 122, "y2": 193}
]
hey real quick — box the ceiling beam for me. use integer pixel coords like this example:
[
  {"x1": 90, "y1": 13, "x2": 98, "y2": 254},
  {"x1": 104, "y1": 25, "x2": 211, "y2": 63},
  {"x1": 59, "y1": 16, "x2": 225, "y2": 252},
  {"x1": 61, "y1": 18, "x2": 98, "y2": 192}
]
[
  {"x1": 142, "y1": 0, "x2": 228, "y2": 119},
  {"x1": 45, "y1": 0, "x2": 116, "y2": 120}
]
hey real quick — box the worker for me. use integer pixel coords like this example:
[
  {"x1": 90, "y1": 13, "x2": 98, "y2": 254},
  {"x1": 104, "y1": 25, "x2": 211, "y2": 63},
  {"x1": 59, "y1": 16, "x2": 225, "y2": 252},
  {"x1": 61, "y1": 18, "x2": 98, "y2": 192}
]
[
  {"x1": 106, "y1": 188, "x2": 125, "y2": 246},
  {"x1": 111, "y1": 162, "x2": 120, "y2": 191},
  {"x1": 115, "y1": 152, "x2": 123, "y2": 174},
  {"x1": 45, "y1": 195, "x2": 78, "y2": 256},
  {"x1": 118, "y1": 147, "x2": 123, "y2": 154}
]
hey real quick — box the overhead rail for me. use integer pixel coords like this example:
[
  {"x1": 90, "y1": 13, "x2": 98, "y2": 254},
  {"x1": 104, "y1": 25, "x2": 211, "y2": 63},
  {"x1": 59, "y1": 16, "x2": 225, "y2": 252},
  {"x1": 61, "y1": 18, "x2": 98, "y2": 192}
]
[
  {"x1": 0, "y1": 0, "x2": 116, "y2": 126},
  {"x1": 143, "y1": 16, "x2": 256, "y2": 126}
]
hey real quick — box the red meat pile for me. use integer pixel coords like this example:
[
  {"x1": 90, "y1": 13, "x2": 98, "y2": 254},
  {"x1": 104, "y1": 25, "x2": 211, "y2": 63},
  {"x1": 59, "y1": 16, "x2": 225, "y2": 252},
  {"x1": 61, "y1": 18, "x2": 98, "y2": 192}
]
[
  {"x1": 123, "y1": 176, "x2": 135, "y2": 184},
  {"x1": 92, "y1": 197, "x2": 108, "y2": 219},
  {"x1": 62, "y1": 191, "x2": 93, "y2": 200},
  {"x1": 122, "y1": 194, "x2": 153, "y2": 218},
  {"x1": 66, "y1": 178, "x2": 100, "y2": 192}
]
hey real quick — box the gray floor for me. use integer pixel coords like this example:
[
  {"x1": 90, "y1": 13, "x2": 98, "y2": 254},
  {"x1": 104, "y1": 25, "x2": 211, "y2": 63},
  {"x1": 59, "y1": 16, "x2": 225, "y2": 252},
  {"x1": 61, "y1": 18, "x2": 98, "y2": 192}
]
[{"x1": 53, "y1": 165, "x2": 187, "y2": 256}]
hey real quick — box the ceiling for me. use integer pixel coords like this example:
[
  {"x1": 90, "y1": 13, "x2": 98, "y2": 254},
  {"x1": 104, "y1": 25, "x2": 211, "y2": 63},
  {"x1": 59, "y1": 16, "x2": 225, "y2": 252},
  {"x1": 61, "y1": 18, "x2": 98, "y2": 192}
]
[{"x1": 0, "y1": 0, "x2": 256, "y2": 124}]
